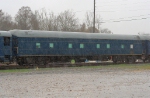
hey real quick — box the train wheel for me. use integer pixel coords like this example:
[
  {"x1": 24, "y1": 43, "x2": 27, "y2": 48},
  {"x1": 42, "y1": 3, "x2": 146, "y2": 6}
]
[
  {"x1": 131, "y1": 56, "x2": 136, "y2": 63},
  {"x1": 112, "y1": 56, "x2": 117, "y2": 63},
  {"x1": 18, "y1": 61, "x2": 23, "y2": 66},
  {"x1": 113, "y1": 60, "x2": 117, "y2": 63}
]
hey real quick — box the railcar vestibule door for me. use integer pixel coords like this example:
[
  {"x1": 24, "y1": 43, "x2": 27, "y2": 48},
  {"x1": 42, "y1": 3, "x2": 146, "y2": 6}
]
[
  {"x1": 3, "y1": 37, "x2": 11, "y2": 62},
  {"x1": 142, "y1": 40, "x2": 148, "y2": 55},
  {"x1": 130, "y1": 44, "x2": 134, "y2": 54}
]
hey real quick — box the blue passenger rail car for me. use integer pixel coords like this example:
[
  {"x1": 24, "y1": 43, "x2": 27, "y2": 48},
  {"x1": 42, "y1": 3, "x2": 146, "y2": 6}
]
[
  {"x1": 0, "y1": 31, "x2": 12, "y2": 63},
  {"x1": 10, "y1": 30, "x2": 148, "y2": 65}
]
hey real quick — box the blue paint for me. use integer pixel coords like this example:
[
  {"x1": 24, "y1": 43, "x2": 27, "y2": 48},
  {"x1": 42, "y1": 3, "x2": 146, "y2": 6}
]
[
  {"x1": 13, "y1": 37, "x2": 144, "y2": 56},
  {"x1": 0, "y1": 36, "x2": 12, "y2": 62}
]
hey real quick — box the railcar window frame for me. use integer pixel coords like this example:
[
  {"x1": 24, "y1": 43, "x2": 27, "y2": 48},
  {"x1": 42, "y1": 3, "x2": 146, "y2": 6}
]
[
  {"x1": 68, "y1": 43, "x2": 72, "y2": 48},
  {"x1": 107, "y1": 44, "x2": 110, "y2": 49},
  {"x1": 49, "y1": 43, "x2": 54, "y2": 48},
  {"x1": 121, "y1": 44, "x2": 124, "y2": 49},
  {"x1": 96, "y1": 44, "x2": 100, "y2": 48},
  {"x1": 80, "y1": 43, "x2": 84, "y2": 48},
  {"x1": 36, "y1": 43, "x2": 41, "y2": 48}
]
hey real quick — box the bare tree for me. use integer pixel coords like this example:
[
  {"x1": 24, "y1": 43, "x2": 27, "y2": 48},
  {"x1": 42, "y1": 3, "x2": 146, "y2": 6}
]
[
  {"x1": 0, "y1": 10, "x2": 4, "y2": 21},
  {"x1": 57, "y1": 10, "x2": 79, "y2": 31},
  {"x1": 85, "y1": 12, "x2": 93, "y2": 28},
  {"x1": 48, "y1": 12, "x2": 59, "y2": 31},
  {"x1": 15, "y1": 6, "x2": 33, "y2": 30},
  {"x1": 45, "y1": 12, "x2": 59, "y2": 31},
  {"x1": 35, "y1": 9, "x2": 47, "y2": 30},
  {"x1": 84, "y1": 12, "x2": 101, "y2": 33},
  {"x1": 0, "y1": 10, "x2": 13, "y2": 30},
  {"x1": 35, "y1": 9, "x2": 59, "y2": 31},
  {"x1": 79, "y1": 23, "x2": 86, "y2": 32},
  {"x1": 34, "y1": 9, "x2": 79, "y2": 31},
  {"x1": 30, "y1": 11, "x2": 40, "y2": 30},
  {"x1": 86, "y1": 27, "x2": 99, "y2": 33},
  {"x1": 101, "y1": 28, "x2": 112, "y2": 34}
]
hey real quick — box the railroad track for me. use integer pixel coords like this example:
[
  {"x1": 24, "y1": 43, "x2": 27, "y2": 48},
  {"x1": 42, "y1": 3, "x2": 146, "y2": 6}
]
[
  {"x1": 0, "y1": 61, "x2": 149, "y2": 70},
  {"x1": 0, "y1": 62, "x2": 111, "y2": 70}
]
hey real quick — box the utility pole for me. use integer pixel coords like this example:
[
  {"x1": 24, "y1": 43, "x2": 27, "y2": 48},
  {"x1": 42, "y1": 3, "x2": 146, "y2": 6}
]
[{"x1": 93, "y1": 0, "x2": 95, "y2": 33}]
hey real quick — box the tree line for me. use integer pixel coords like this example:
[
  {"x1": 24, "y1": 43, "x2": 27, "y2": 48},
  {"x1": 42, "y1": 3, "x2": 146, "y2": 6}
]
[{"x1": 0, "y1": 6, "x2": 112, "y2": 33}]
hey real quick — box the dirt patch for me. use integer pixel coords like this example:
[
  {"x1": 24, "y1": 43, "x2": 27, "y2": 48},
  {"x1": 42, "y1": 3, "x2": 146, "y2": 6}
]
[{"x1": 0, "y1": 67, "x2": 150, "y2": 98}]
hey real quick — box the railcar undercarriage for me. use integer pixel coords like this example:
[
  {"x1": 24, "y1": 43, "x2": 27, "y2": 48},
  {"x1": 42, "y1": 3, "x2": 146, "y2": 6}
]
[{"x1": 15, "y1": 55, "x2": 149, "y2": 66}]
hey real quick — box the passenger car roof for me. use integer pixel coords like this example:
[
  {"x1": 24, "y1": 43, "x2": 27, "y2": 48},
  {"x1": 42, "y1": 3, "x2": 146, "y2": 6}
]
[
  {"x1": 10, "y1": 30, "x2": 149, "y2": 40},
  {"x1": 0, "y1": 31, "x2": 12, "y2": 37}
]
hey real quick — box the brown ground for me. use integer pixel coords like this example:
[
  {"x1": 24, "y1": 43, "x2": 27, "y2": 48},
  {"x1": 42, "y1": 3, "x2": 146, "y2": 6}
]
[{"x1": 0, "y1": 67, "x2": 150, "y2": 98}]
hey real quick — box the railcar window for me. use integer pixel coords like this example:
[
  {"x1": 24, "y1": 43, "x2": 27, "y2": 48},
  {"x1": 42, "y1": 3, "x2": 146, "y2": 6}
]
[
  {"x1": 80, "y1": 44, "x2": 84, "y2": 48},
  {"x1": 121, "y1": 44, "x2": 124, "y2": 49},
  {"x1": 96, "y1": 44, "x2": 100, "y2": 48},
  {"x1": 49, "y1": 43, "x2": 54, "y2": 48},
  {"x1": 107, "y1": 44, "x2": 110, "y2": 49},
  {"x1": 68, "y1": 43, "x2": 72, "y2": 48},
  {"x1": 4, "y1": 37, "x2": 10, "y2": 46},
  {"x1": 130, "y1": 44, "x2": 133, "y2": 49},
  {"x1": 36, "y1": 43, "x2": 40, "y2": 48}
]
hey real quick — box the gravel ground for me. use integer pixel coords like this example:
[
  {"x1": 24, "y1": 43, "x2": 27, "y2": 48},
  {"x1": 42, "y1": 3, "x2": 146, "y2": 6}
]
[{"x1": 0, "y1": 67, "x2": 150, "y2": 98}]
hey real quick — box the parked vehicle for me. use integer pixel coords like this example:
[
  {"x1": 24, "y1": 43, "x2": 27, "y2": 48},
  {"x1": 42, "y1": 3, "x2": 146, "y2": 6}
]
[{"x1": 7, "y1": 30, "x2": 150, "y2": 65}]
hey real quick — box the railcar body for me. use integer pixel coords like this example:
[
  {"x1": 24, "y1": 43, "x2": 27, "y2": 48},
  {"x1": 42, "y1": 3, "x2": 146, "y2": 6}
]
[
  {"x1": 0, "y1": 31, "x2": 12, "y2": 63},
  {"x1": 10, "y1": 30, "x2": 150, "y2": 65},
  {"x1": 148, "y1": 41, "x2": 150, "y2": 55}
]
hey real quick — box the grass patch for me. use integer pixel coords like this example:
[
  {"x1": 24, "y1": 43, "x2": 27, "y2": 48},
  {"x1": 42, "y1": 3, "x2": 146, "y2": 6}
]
[
  {"x1": 0, "y1": 64, "x2": 150, "y2": 73},
  {"x1": 80, "y1": 63, "x2": 150, "y2": 70},
  {"x1": 0, "y1": 69, "x2": 33, "y2": 73},
  {"x1": 0, "y1": 67, "x2": 61, "y2": 73}
]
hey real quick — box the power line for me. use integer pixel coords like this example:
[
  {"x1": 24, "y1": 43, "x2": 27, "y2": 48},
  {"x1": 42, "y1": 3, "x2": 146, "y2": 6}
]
[
  {"x1": 96, "y1": 8, "x2": 150, "y2": 13},
  {"x1": 100, "y1": 17, "x2": 150, "y2": 23},
  {"x1": 74, "y1": 8, "x2": 150, "y2": 14},
  {"x1": 96, "y1": 1, "x2": 150, "y2": 13},
  {"x1": 74, "y1": 10, "x2": 92, "y2": 13},
  {"x1": 96, "y1": 0, "x2": 150, "y2": 7},
  {"x1": 103, "y1": 14, "x2": 150, "y2": 21}
]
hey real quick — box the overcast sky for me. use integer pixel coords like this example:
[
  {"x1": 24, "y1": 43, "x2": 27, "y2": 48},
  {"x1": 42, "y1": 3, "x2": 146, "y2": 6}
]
[{"x1": 1, "y1": 0, "x2": 150, "y2": 34}]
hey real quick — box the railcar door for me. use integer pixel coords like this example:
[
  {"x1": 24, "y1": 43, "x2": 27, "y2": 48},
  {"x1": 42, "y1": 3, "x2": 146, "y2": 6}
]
[
  {"x1": 142, "y1": 40, "x2": 148, "y2": 55},
  {"x1": 141, "y1": 40, "x2": 148, "y2": 61},
  {"x1": 12, "y1": 36, "x2": 18, "y2": 56},
  {"x1": 3, "y1": 37, "x2": 11, "y2": 62},
  {"x1": 130, "y1": 44, "x2": 134, "y2": 54}
]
